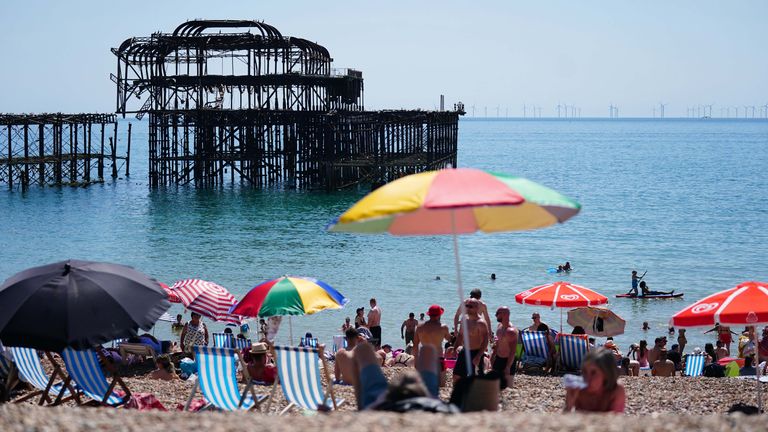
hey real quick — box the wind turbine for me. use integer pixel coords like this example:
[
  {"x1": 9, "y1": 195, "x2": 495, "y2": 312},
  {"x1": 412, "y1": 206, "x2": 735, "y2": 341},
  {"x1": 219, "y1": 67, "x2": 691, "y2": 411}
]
[
  {"x1": 471, "y1": 104, "x2": 476, "y2": 117},
  {"x1": 556, "y1": 104, "x2": 562, "y2": 118}
]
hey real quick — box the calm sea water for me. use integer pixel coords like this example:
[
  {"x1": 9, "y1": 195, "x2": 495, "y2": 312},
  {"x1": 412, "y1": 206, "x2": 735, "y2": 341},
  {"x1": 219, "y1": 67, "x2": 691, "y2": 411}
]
[{"x1": 2, "y1": 118, "x2": 767, "y2": 353}]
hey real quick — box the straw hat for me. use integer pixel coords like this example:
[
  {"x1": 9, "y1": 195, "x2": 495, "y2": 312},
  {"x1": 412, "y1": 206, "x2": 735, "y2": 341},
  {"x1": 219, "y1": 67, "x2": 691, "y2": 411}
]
[{"x1": 251, "y1": 342, "x2": 268, "y2": 354}]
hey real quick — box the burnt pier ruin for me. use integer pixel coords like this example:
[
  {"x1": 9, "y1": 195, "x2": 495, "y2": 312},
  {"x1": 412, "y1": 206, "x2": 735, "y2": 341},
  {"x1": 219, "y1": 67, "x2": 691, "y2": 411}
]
[
  {"x1": 0, "y1": 113, "x2": 128, "y2": 190},
  {"x1": 113, "y1": 20, "x2": 462, "y2": 189}
]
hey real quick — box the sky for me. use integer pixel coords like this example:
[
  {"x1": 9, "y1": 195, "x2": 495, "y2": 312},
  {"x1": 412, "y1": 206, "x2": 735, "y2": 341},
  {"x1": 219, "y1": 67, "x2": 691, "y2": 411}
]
[{"x1": 0, "y1": 1, "x2": 766, "y2": 117}]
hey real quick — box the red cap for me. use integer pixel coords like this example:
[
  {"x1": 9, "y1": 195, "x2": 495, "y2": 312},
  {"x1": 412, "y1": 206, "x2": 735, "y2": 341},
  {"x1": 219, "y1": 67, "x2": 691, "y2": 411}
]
[{"x1": 427, "y1": 305, "x2": 444, "y2": 317}]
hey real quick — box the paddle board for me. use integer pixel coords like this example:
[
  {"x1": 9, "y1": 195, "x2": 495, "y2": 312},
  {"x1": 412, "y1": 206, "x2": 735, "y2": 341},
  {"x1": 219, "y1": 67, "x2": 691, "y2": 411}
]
[
  {"x1": 615, "y1": 293, "x2": 684, "y2": 299},
  {"x1": 547, "y1": 268, "x2": 573, "y2": 274}
]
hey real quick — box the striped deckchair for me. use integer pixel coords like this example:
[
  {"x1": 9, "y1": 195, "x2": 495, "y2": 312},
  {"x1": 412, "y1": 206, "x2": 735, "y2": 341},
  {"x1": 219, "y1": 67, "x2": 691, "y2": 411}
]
[
  {"x1": 233, "y1": 338, "x2": 252, "y2": 350},
  {"x1": 60, "y1": 348, "x2": 130, "y2": 406},
  {"x1": 555, "y1": 334, "x2": 589, "y2": 373},
  {"x1": 268, "y1": 345, "x2": 344, "y2": 415},
  {"x1": 520, "y1": 330, "x2": 551, "y2": 372},
  {"x1": 683, "y1": 353, "x2": 706, "y2": 377},
  {"x1": 332, "y1": 335, "x2": 347, "y2": 353},
  {"x1": 300, "y1": 337, "x2": 318, "y2": 348},
  {"x1": 8, "y1": 347, "x2": 77, "y2": 405},
  {"x1": 184, "y1": 346, "x2": 268, "y2": 411},
  {"x1": 213, "y1": 333, "x2": 234, "y2": 348}
]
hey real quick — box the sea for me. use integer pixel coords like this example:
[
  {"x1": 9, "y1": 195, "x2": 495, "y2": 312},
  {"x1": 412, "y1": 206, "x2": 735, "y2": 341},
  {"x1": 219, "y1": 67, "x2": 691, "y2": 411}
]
[{"x1": 2, "y1": 118, "x2": 767, "y2": 354}]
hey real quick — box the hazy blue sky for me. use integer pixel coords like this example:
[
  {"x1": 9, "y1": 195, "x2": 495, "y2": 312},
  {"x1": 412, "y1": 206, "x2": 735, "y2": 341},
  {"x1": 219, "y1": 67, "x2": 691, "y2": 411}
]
[{"x1": 1, "y1": 1, "x2": 766, "y2": 117}]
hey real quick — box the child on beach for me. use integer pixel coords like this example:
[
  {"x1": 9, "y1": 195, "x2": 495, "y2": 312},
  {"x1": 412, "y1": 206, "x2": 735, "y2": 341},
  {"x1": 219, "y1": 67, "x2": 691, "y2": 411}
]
[{"x1": 564, "y1": 348, "x2": 626, "y2": 413}]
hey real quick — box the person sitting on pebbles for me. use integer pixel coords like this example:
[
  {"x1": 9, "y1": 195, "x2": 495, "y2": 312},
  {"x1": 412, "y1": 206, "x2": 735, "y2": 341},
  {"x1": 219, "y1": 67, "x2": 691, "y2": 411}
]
[
  {"x1": 564, "y1": 348, "x2": 626, "y2": 413},
  {"x1": 651, "y1": 348, "x2": 676, "y2": 376},
  {"x1": 149, "y1": 355, "x2": 178, "y2": 381}
]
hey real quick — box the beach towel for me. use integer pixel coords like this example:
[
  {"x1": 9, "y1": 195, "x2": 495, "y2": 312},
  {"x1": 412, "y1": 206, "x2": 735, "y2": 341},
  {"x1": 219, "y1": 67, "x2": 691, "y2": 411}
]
[{"x1": 125, "y1": 393, "x2": 168, "y2": 411}]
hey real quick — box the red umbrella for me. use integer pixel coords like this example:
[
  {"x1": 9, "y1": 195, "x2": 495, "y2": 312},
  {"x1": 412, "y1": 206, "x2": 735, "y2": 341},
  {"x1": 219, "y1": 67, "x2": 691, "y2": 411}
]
[
  {"x1": 671, "y1": 281, "x2": 768, "y2": 327},
  {"x1": 516, "y1": 281, "x2": 608, "y2": 333},
  {"x1": 670, "y1": 281, "x2": 768, "y2": 410},
  {"x1": 515, "y1": 281, "x2": 608, "y2": 307},
  {"x1": 159, "y1": 282, "x2": 182, "y2": 303},
  {"x1": 169, "y1": 279, "x2": 241, "y2": 325}
]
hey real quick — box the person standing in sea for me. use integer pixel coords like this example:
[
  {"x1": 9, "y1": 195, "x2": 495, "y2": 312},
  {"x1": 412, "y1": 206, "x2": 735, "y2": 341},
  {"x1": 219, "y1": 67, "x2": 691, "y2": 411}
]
[
  {"x1": 368, "y1": 298, "x2": 382, "y2": 348},
  {"x1": 401, "y1": 312, "x2": 418, "y2": 345}
]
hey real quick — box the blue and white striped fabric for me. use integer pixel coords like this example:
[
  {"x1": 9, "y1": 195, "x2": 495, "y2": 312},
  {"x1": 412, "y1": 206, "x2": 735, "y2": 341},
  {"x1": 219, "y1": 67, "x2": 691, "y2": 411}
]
[
  {"x1": 9, "y1": 347, "x2": 71, "y2": 398},
  {"x1": 61, "y1": 348, "x2": 125, "y2": 406},
  {"x1": 557, "y1": 334, "x2": 589, "y2": 371},
  {"x1": 332, "y1": 336, "x2": 347, "y2": 353},
  {"x1": 684, "y1": 353, "x2": 706, "y2": 377},
  {"x1": 233, "y1": 338, "x2": 252, "y2": 350},
  {"x1": 274, "y1": 345, "x2": 340, "y2": 412},
  {"x1": 213, "y1": 333, "x2": 234, "y2": 348},
  {"x1": 300, "y1": 337, "x2": 318, "y2": 348},
  {"x1": 194, "y1": 346, "x2": 263, "y2": 410},
  {"x1": 521, "y1": 330, "x2": 550, "y2": 366}
]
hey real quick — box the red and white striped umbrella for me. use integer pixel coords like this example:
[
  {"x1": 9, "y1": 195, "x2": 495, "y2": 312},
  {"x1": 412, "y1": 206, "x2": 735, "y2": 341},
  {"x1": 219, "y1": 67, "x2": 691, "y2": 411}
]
[
  {"x1": 670, "y1": 281, "x2": 768, "y2": 328},
  {"x1": 670, "y1": 281, "x2": 768, "y2": 411},
  {"x1": 515, "y1": 281, "x2": 608, "y2": 308},
  {"x1": 169, "y1": 279, "x2": 241, "y2": 325},
  {"x1": 159, "y1": 282, "x2": 182, "y2": 303}
]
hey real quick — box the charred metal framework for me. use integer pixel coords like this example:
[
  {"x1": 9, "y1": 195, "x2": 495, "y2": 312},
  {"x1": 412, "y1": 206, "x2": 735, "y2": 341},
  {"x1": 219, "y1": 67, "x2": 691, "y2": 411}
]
[
  {"x1": 0, "y1": 113, "x2": 128, "y2": 190},
  {"x1": 113, "y1": 20, "x2": 462, "y2": 189}
]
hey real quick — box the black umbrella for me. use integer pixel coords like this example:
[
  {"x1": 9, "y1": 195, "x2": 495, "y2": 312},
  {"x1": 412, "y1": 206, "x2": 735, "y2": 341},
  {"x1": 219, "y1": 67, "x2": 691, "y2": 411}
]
[{"x1": 0, "y1": 259, "x2": 171, "y2": 352}]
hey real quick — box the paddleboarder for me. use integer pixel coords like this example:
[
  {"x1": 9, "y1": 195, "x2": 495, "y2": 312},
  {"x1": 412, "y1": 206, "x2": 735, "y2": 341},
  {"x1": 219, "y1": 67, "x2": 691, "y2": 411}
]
[{"x1": 627, "y1": 270, "x2": 646, "y2": 296}]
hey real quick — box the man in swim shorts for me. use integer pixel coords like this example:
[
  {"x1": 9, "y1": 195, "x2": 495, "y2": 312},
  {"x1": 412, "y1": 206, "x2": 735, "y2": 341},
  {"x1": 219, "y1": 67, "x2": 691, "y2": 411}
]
[
  {"x1": 491, "y1": 306, "x2": 518, "y2": 389},
  {"x1": 414, "y1": 305, "x2": 451, "y2": 370},
  {"x1": 453, "y1": 298, "x2": 489, "y2": 384},
  {"x1": 401, "y1": 312, "x2": 419, "y2": 345}
]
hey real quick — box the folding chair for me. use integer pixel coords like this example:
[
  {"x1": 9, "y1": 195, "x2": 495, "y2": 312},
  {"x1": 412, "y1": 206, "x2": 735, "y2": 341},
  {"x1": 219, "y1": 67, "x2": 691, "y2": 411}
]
[
  {"x1": 683, "y1": 353, "x2": 706, "y2": 377},
  {"x1": 233, "y1": 338, "x2": 252, "y2": 350},
  {"x1": 555, "y1": 333, "x2": 589, "y2": 373},
  {"x1": 299, "y1": 337, "x2": 318, "y2": 348},
  {"x1": 59, "y1": 348, "x2": 131, "y2": 407},
  {"x1": 268, "y1": 345, "x2": 344, "y2": 415},
  {"x1": 184, "y1": 346, "x2": 268, "y2": 411},
  {"x1": 213, "y1": 333, "x2": 234, "y2": 348},
  {"x1": 519, "y1": 330, "x2": 551, "y2": 373},
  {"x1": 117, "y1": 343, "x2": 157, "y2": 364},
  {"x1": 8, "y1": 347, "x2": 77, "y2": 405},
  {"x1": 332, "y1": 335, "x2": 347, "y2": 353}
]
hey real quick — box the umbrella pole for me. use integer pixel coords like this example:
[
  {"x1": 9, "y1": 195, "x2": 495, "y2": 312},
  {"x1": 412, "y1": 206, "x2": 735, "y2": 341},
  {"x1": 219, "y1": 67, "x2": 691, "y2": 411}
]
[
  {"x1": 289, "y1": 316, "x2": 293, "y2": 345},
  {"x1": 754, "y1": 329, "x2": 762, "y2": 411},
  {"x1": 451, "y1": 212, "x2": 474, "y2": 377}
]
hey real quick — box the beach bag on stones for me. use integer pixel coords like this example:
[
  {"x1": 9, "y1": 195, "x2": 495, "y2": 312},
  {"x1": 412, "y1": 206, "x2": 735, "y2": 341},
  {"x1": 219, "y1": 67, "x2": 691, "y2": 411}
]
[{"x1": 449, "y1": 371, "x2": 500, "y2": 412}]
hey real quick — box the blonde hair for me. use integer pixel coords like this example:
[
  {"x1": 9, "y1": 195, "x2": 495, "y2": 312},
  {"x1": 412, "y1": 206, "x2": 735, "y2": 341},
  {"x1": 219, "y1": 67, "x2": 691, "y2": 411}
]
[
  {"x1": 582, "y1": 348, "x2": 618, "y2": 391},
  {"x1": 156, "y1": 354, "x2": 175, "y2": 374}
]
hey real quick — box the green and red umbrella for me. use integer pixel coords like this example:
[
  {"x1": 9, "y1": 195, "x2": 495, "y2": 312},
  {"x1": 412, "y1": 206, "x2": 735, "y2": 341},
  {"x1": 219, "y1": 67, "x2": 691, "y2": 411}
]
[{"x1": 231, "y1": 276, "x2": 348, "y2": 318}]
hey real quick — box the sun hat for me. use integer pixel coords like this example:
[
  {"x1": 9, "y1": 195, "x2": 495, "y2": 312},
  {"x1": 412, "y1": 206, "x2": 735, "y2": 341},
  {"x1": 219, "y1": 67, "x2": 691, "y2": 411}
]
[
  {"x1": 251, "y1": 342, "x2": 269, "y2": 354},
  {"x1": 427, "y1": 304, "x2": 444, "y2": 317}
]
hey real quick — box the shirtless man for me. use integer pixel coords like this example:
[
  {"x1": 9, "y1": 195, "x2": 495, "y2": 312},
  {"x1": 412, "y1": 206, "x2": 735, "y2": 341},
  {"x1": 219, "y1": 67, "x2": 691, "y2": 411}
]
[
  {"x1": 413, "y1": 305, "x2": 451, "y2": 366},
  {"x1": 453, "y1": 298, "x2": 489, "y2": 384},
  {"x1": 526, "y1": 312, "x2": 548, "y2": 332},
  {"x1": 453, "y1": 288, "x2": 492, "y2": 336},
  {"x1": 368, "y1": 298, "x2": 382, "y2": 348},
  {"x1": 491, "y1": 306, "x2": 518, "y2": 389},
  {"x1": 334, "y1": 328, "x2": 362, "y2": 385},
  {"x1": 651, "y1": 349, "x2": 676, "y2": 377},
  {"x1": 401, "y1": 313, "x2": 419, "y2": 345}
]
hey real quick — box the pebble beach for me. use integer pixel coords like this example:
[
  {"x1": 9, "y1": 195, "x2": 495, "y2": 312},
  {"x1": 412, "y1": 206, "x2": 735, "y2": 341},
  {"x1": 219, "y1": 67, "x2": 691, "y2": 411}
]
[{"x1": 3, "y1": 362, "x2": 767, "y2": 429}]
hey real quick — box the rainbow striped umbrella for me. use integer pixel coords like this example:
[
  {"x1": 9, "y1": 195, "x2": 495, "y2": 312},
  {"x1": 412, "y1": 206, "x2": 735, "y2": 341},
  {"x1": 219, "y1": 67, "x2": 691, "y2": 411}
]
[
  {"x1": 328, "y1": 167, "x2": 580, "y2": 374},
  {"x1": 327, "y1": 168, "x2": 581, "y2": 235},
  {"x1": 231, "y1": 276, "x2": 348, "y2": 318}
]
